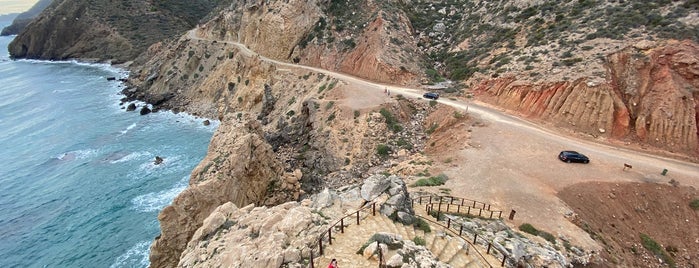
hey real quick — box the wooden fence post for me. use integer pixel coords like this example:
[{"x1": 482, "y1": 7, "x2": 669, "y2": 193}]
[
  {"x1": 319, "y1": 238, "x2": 323, "y2": 255},
  {"x1": 328, "y1": 228, "x2": 332, "y2": 245},
  {"x1": 356, "y1": 211, "x2": 360, "y2": 225},
  {"x1": 340, "y1": 218, "x2": 344, "y2": 233},
  {"x1": 310, "y1": 251, "x2": 314, "y2": 268},
  {"x1": 508, "y1": 210, "x2": 516, "y2": 220}
]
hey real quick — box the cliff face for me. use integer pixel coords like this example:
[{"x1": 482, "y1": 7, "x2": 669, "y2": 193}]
[
  {"x1": 473, "y1": 40, "x2": 699, "y2": 156},
  {"x1": 149, "y1": 117, "x2": 287, "y2": 268},
  {"x1": 0, "y1": 0, "x2": 52, "y2": 36},
  {"x1": 195, "y1": 0, "x2": 421, "y2": 85},
  {"x1": 7, "y1": 0, "x2": 222, "y2": 62},
  {"x1": 130, "y1": 26, "x2": 427, "y2": 266}
]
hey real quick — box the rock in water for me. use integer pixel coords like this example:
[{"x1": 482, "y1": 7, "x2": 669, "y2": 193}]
[
  {"x1": 139, "y1": 107, "x2": 151, "y2": 115},
  {"x1": 126, "y1": 103, "x2": 136, "y2": 111},
  {"x1": 154, "y1": 156, "x2": 164, "y2": 165}
]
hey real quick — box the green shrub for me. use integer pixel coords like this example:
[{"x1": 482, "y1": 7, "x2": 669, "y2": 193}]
[
  {"x1": 519, "y1": 223, "x2": 539, "y2": 235},
  {"x1": 413, "y1": 218, "x2": 431, "y2": 233},
  {"x1": 412, "y1": 236, "x2": 426, "y2": 246},
  {"x1": 412, "y1": 174, "x2": 448, "y2": 187},
  {"x1": 379, "y1": 108, "x2": 403, "y2": 133},
  {"x1": 429, "y1": 100, "x2": 438, "y2": 107},
  {"x1": 425, "y1": 123, "x2": 439, "y2": 134},
  {"x1": 376, "y1": 144, "x2": 391, "y2": 157},
  {"x1": 640, "y1": 233, "x2": 675, "y2": 267},
  {"x1": 690, "y1": 199, "x2": 699, "y2": 210},
  {"x1": 539, "y1": 231, "x2": 557, "y2": 244},
  {"x1": 353, "y1": 110, "x2": 360, "y2": 119}
]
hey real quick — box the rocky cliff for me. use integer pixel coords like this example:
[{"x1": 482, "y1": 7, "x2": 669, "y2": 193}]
[
  {"x1": 7, "y1": 0, "x2": 224, "y2": 62},
  {"x1": 471, "y1": 40, "x2": 699, "y2": 156},
  {"x1": 129, "y1": 23, "x2": 435, "y2": 265},
  {"x1": 0, "y1": 0, "x2": 52, "y2": 36},
  {"x1": 149, "y1": 117, "x2": 290, "y2": 268},
  {"x1": 193, "y1": 0, "x2": 422, "y2": 85}
]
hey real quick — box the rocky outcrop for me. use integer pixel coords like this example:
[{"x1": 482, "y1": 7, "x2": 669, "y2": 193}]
[
  {"x1": 473, "y1": 40, "x2": 699, "y2": 156},
  {"x1": 149, "y1": 117, "x2": 287, "y2": 268},
  {"x1": 8, "y1": 0, "x2": 222, "y2": 62},
  {"x1": 175, "y1": 175, "x2": 419, "y2": 268},
  {"x1": 359, "y1": 174, "x2": 415, "y2": 224},
  {"x1": 178, "y1": 201, "x2": 327, "y2": 268}
]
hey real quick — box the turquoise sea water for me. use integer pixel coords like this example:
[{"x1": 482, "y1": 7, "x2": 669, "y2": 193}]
[{"x1": 0, "y1": 20, "x2": 216, "y2": 267}]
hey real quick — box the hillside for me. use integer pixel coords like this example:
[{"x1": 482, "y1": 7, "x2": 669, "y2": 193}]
[
  {"x1": 7, "y1": 0, "x2": 227, "y2": 62},
  {"x1": 0, "y1": 0, "x2": 52, "y2": 36},
  {"x1": 6, "y1": 0, "x2": 699, "y2": 267}
]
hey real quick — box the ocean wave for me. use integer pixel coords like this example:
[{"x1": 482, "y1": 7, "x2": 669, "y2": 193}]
[
  {"x1": 53, "y1": 149, "x2": 100, "y2": 161},
  {"x1": 131, "y1": 176, "x2": 188, "y2": 212},
  {"x1": 17, "y1": 59, "x2": 129, "y2": 76},
  {"x1": 119, "y1": 123, "x2": 138, "y2": 136},
  {"x1": 107, "y1": 151, "x2": 152, "y2": 164},
  {"x1": 109, "y1": 241, "x2": 150, "y2": 268}
]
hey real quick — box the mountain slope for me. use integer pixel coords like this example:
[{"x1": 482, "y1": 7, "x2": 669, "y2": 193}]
[
  {"x1": 7, "y1": 0, "x2": 227, "y2": 62},
  {"x1": 0, "y1": 0, "x2": 52, "y2": 36}
]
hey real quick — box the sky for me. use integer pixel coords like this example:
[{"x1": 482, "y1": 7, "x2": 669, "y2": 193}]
[{"x1": 0, "y1": 0, "x2": 39, "y2": 15}]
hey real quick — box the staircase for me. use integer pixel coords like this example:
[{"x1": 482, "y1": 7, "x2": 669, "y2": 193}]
[{"x1": 315, "y1": 210, "x2": 492, "y2": 268}]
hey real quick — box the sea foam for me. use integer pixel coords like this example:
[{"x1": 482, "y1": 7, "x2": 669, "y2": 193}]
[
  {"x1": 109, "y1": 241, "x2": 150, "y2": 268},
  {"x1": 131, "y1": 176, "x2": 188, "y2": 212}
]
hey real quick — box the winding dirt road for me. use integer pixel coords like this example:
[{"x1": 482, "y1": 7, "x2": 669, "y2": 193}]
[
  {"x1": 187, "y1": 29, "x2": 698, "y2": 249},
  {"x1": 188, "y1": 29, "x2": 698, "y2": 177}
]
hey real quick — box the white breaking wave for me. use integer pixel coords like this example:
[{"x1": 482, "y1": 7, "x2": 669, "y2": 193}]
[
  {"x1": 119, "y1": 123, "x2": 138, "y2": 135},
  {"x1": 131, "y1": 176, "x2": 188, "y2": 212},
  {"x1": 18, "y1": 59, "x2": 129, "y2": 78},
  {"x1": 109, "y1": 151, "x2": 152, "y2": 164},
  {"x1": 53, "y1": 149, "x2": 100, "y2": 161},
  {"x1": 109, "y1": 241, "x2": 150, "y2": 268}
]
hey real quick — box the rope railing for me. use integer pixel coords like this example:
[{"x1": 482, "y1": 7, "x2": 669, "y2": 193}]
[{"x1": 412, "y1": 195, "x2": 512, "y2": 267}]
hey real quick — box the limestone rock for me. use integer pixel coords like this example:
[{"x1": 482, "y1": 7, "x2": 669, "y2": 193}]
[
  {"x1": 178, "y1": 201, "x2": 325, "y2": 268},
  {"x1": 150, "y1": 117, "x2": 285, "y2": 268},
  {"x1": 360, "y1": 174, "x2": 391, "y2": 201}
]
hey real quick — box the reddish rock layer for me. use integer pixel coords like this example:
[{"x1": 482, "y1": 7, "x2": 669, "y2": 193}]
[{"x1": 474, "y1": 40, "x2": 699, "y2": 156}]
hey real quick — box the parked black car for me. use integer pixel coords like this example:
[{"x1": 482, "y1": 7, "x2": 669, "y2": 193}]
[
  {"x1": 423, "y1": 92, "x2": 439, "y2": 100},
  {"x1": 558, "y1": 151, "x2": 589, "y2": 163}
]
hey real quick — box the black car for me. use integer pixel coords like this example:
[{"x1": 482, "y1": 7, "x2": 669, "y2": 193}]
[
  {"x1": 558, "y1": 151, "x2": 589, "y2": 163},
  {"x1": 423, "y1": 92, "x2": 439, "y2": 100}
]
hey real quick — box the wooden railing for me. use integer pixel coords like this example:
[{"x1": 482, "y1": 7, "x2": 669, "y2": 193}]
[
  {"x1": 306, "y1": 201, "x2": 379, "y2": 268},
  {"x1": 413, "y1": 195, "x2": 512, "y2": 267}
]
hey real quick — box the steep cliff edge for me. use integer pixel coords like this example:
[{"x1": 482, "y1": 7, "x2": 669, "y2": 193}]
[
  {"x1": 150, "y1": 117, "x2": 287, "y2": 268},
  {"x1": 8, "y1": 0, "x2": 223, "y2": 62},
  {"x1": 472, "y1": 40, "x2": 699, "y2": 157}
]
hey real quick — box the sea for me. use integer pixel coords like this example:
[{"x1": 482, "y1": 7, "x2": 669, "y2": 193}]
[{"x1": 0, "y1": 18, "x2": 216, "y2": 267}]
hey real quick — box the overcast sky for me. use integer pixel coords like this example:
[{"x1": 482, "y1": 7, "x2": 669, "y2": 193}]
[{"x1": 0, "y1": 0, "x2": 40, "y2": 15}]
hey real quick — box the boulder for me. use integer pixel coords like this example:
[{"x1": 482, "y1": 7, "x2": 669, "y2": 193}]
[
  {"x1": 154, "y1": 156, "x2": 164, "y2": 165},
  {"x1": 126, "y1": 103, "x2": 137, "y2": 111},
  {"x1": 386, "y1": 254, "x2": 403, "y2": 268},
  {"x1": 371, "y1": 232, "x2": 403, "y2": 249},
  {"x1": 360, "y1": 174, "x2": 391, "y2": 201},
  {"x1": 139, "y1": 106, "x2": 151, "y2": 115}
]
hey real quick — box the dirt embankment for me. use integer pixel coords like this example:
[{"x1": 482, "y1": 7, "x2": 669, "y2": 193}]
[
  {"x1": 472, "y1": 40, "x2": 699, "y2": 159},
  {"x1": 559, "y1": 182, "x2": 699, "y2": 268}
]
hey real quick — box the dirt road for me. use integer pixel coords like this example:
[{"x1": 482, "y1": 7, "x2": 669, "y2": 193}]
[{"x1": 187, "y1": 28, "x2": 699, "y2": 250}]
